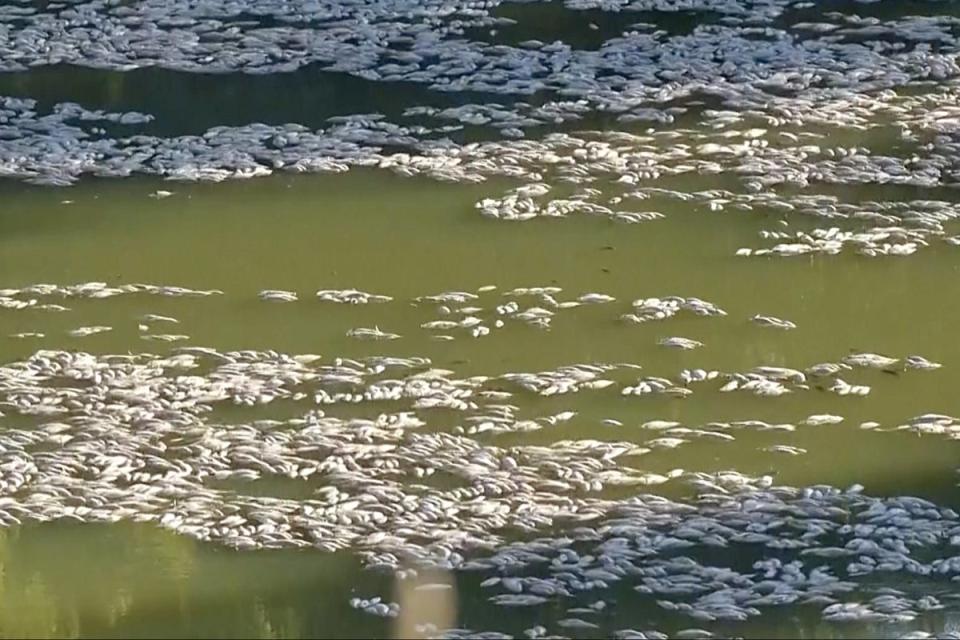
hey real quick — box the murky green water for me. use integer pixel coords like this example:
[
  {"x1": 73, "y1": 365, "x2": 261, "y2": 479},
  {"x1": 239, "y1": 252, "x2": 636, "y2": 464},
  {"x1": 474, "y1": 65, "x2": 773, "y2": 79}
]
[{"x1": 2, "y1": 166, "x2": 960, "y2": 637}]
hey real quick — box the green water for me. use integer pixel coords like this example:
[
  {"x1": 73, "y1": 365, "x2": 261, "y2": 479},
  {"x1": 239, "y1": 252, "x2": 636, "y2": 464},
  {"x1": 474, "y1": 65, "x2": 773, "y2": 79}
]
[{"x1": 2, "y1": 166, "x2": 960, "y2": 637}]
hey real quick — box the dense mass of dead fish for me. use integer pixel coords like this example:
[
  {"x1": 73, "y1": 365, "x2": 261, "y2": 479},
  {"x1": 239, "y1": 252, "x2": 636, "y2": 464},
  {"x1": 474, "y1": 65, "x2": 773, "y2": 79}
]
[{"x1": 0, "y1": 323, "x2": 955, "y2": 636}]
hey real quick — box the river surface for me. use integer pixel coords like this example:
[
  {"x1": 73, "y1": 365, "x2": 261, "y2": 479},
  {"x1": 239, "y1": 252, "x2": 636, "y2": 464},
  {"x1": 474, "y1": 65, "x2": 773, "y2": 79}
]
[{"x1": 4, "y1": 0, "x2": 960, "y2": 638}]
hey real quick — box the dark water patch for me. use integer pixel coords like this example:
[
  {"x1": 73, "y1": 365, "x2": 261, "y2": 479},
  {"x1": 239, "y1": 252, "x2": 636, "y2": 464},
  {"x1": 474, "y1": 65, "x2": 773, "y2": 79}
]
[
  {"x1": 828, "y1": 30, "x2": 959, "y2": 55},
  {"x1": 0, "y1": 0, "x2": 60, "y2": 12},
  {"x1": 464, "y1": 0, "x2": 722, "y2": 50},
  {"x1": 197, "y1": 10, "x2": 346, "y2": 31},
  {"x1": 0, "y1": 63, "x2": 512, "y2": 137},
  {"x1": 779, "y1": 0, "x2": 960, "y2": 27}
]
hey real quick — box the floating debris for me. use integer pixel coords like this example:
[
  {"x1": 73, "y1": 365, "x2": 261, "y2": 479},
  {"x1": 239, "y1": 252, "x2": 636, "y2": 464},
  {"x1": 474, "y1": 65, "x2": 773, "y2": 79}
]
[
  {"x1": 658, "y1": 337, "x2": 703, "y2": 350},
  {"x1": 349, "y1": 596, "x2": 400, "y2": 618},
  {"x1": 751, "y1": 314, "x2": 797, "y2": 330},
  {"x1": 762, "y1": 445, "x2": 807, "y2": 456},
  {"x1": 318, "y1": 289, "x2": 393, "y2": 304},
  {"x1": 844, "y1": 353, "x2": 899, "y2": 369},
  {"x1": 67, "y1": 326, "x2": 112, "y2": 337},
  {"x1": 346, "y1": 327, "x2": 401, "y2": 341},
  {"x1": 141, "y1": 314, "x2": 179, "y2": 324},
  {"x1": 259, "y1": 290, "x2": 298, "y2": 302},
  {"x1": 141, "y1": 334, "x2": 191, "y2": 342}
]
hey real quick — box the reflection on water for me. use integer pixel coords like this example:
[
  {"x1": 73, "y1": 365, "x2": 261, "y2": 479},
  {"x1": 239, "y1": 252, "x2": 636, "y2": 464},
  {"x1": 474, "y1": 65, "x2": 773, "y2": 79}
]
[
  {"x1": 0, "y1": 522, "x2": 391, "y2": 639},
  {"x1": 394, "y1": 571, "x2": 457, "y2": 639}
]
